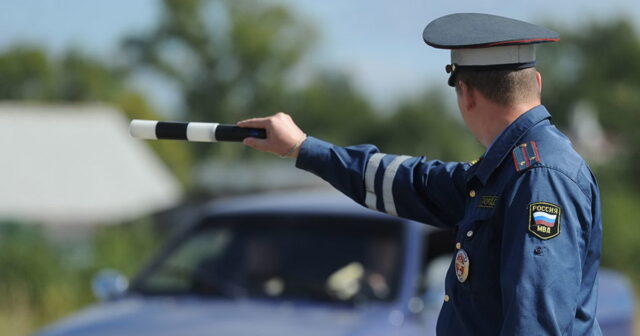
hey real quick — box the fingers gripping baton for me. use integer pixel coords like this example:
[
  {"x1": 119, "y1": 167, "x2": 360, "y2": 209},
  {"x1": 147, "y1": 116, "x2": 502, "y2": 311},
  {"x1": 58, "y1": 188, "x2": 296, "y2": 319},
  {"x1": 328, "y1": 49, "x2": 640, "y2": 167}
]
[{"x1": 129, "y1": 120, "x2": 266, "y2": 142}]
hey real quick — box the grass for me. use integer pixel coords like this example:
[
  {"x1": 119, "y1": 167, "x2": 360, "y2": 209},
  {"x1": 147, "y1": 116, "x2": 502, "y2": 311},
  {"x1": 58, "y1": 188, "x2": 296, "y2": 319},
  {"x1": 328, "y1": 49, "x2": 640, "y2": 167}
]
[
  {"x1": 0, "y1": 219, "x2": 161, "y2": 335},
  {"x1": 0, "y1": 288, "x2": 33, "y2": 336}
]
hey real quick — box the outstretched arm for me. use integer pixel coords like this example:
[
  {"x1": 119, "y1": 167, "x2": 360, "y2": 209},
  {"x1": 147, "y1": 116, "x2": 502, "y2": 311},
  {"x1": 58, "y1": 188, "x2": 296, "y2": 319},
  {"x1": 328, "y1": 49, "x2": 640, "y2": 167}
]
[{"x1": 238, "y1": 112, "x2": 468, "y2": 228}]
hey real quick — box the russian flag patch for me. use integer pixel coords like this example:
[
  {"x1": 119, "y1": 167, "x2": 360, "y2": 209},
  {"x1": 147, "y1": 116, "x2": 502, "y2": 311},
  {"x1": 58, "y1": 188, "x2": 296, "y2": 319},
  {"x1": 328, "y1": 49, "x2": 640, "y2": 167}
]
[
  {"x1": 512, "y1": 141, "x2": 541, "y2": 172},
  {"x1": 528, "y1": 202, "x2": 561, "y2": 239}
]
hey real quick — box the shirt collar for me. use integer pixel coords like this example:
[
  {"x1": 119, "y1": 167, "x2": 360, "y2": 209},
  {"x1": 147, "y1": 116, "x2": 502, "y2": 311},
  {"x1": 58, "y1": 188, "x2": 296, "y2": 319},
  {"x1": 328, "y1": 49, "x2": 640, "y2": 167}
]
[{"x1": 470, "y1": 105, "x2": 551, "y2": 185}]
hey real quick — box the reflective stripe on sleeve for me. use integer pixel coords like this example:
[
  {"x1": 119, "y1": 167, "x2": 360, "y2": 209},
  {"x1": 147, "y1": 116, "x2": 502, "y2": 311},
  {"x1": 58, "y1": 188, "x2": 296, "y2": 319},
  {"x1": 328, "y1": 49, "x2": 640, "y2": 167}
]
[
  {"x1": 364, "y1": 153, "x2": 385, "y2": 210},
  {"x1": 382, "y1": 155, "x2": 412, "y2": 216}
]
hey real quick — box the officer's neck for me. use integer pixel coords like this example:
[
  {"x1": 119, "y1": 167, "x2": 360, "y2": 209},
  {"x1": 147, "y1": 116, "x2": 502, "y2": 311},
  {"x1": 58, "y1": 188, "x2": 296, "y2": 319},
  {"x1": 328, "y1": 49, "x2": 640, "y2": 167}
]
[{"x1": 474, "y1": 98, "x2": 541, "y2": 148}]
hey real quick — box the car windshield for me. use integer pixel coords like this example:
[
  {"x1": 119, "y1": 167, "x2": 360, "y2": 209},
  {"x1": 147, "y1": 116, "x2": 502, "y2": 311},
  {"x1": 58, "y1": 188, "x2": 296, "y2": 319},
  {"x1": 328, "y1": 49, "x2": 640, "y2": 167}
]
[{"x1": 133, "y1": 213, "x2": 403, "y2": 304}]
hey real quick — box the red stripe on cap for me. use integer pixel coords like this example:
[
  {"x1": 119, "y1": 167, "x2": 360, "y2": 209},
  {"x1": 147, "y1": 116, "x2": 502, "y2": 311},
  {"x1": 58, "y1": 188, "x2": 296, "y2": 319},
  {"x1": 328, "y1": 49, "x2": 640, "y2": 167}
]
[
  {"x1": 436, "y1": 37, "x2": 560, "y2": 50},
  {"x1": 486, "y1": 38, "x2": 560, "y2": 47}
]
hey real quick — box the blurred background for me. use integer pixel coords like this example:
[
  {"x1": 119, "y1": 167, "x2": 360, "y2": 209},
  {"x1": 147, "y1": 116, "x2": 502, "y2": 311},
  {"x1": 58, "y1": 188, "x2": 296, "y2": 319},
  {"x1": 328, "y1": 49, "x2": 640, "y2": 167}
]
[{"x1": 0, "y1": 0, "x2": 639, "y2": 334}]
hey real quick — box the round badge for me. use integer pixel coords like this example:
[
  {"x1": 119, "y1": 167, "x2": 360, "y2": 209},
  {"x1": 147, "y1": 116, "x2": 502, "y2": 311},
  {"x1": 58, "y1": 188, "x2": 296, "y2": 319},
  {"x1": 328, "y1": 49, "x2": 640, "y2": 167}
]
[{"x1": 455, "y1": 249, "x2": 470, "y2": 283}]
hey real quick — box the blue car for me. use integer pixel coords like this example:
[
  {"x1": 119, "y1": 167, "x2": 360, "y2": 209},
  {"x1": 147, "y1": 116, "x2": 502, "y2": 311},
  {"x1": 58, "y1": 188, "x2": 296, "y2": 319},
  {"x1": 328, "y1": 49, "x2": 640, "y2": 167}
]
[{"x1": 35, "y1": 190, "x2": 635, "y2": 336}]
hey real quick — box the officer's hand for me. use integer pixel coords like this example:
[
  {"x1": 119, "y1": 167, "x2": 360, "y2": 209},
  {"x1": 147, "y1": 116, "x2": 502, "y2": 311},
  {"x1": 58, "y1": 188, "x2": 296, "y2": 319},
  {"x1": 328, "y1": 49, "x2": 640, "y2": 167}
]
[{"x1": 237, "y1": 112, "x2": 306, "y2": 158}]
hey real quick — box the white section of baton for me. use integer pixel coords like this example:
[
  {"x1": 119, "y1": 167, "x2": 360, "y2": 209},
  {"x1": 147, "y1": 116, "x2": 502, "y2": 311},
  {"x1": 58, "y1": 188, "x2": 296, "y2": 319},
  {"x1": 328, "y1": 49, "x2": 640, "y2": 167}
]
[
  {"x1": 129, "y1": 120, "x2": 158, "y2": 140},
  {"x1": 364, "y1": 153, "x2": 385, "y2": 210},
  {"x1": 382, "y1": 155, "x2": 411, "y2": 216},
  {"x1": 186, "y1": 122, "x2": 219, "y2": 142}
]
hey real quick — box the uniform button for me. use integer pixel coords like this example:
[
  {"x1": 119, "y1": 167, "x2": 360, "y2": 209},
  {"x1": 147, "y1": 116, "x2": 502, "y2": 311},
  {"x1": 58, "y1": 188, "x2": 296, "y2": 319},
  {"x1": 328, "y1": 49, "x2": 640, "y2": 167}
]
[
  {"x1": 444, "y1": 294, "x2": 450, "y2": 302},
  {"x1": 469, "y1": 190, "x2": 476, "y2": 198},
  {"x1": 455, "y1": 242, "x2": 461, "y2": 249},
  {"x1": 466, "y1": 230, "x2": 474, "y2": 238}
]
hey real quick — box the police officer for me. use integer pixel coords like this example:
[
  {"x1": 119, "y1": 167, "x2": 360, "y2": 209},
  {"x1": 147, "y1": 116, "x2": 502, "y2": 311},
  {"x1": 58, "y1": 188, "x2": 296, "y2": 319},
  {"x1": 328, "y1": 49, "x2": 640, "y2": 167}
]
[{"x1": 239, "y1": 13, "x2": 602, "y2": 335}]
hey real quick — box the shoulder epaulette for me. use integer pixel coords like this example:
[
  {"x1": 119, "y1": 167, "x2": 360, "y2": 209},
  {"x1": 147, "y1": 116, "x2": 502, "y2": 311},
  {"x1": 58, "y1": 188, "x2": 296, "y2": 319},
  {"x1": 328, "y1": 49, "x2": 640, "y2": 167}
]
[{"x1": 512, "y1": 141, "x2": 541, "y2": 172}]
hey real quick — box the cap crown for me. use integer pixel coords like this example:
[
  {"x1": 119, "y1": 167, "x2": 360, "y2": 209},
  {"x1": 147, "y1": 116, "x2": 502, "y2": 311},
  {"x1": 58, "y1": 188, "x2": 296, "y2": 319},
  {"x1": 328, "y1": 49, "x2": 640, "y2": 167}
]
[
  {"x1": 423, "y1": 13, "x2": 559, "y2": 87},
  {"x1": 423, "y1": 13, "x2": 559, "y2": 49}
]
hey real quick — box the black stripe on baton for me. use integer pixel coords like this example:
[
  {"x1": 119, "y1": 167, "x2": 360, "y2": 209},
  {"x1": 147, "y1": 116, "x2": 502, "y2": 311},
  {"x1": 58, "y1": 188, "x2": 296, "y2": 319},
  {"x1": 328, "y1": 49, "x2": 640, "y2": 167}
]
[
  {"x1": 216, "y1": 125, "x2": 266, "y2": 142},
  {"x1": 156, "y1": 122, "x2": 188, "y2": 140}
]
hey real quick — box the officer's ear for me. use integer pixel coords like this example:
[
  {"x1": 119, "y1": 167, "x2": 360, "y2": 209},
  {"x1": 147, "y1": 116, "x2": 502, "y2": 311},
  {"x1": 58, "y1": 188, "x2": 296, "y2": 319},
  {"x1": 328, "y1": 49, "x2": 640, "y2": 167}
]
[{"x1": 456, "y1": 80, "x2": 477, "y2": 112}]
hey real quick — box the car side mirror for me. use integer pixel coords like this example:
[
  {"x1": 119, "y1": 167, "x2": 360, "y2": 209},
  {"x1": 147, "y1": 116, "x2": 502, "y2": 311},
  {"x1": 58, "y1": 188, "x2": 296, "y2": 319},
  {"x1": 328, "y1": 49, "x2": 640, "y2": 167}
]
[{"x1": 92, "y1": 269, "x2": 129, "y2": 301}]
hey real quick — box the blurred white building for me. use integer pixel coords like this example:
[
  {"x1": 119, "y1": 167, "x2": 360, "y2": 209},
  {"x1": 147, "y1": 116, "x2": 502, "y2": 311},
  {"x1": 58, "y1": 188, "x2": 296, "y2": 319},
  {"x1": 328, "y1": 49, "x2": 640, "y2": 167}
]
[{"x1": 0, "y1": 102, "x2": 182, "y2": 225}]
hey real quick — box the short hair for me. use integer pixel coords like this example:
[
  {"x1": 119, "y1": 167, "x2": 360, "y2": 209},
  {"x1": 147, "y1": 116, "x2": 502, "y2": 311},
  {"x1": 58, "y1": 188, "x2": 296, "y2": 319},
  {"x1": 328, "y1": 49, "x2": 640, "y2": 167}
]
[{"x1": 454, "y1": 67, "x2": 540, "y2": 106}]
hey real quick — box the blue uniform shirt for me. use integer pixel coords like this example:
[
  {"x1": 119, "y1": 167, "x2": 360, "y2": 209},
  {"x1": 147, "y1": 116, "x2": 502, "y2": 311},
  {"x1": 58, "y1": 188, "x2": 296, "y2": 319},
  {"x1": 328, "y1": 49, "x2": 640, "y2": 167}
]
[{"x1": 295, "y1": 105, "x2": 602, "y2": 335}]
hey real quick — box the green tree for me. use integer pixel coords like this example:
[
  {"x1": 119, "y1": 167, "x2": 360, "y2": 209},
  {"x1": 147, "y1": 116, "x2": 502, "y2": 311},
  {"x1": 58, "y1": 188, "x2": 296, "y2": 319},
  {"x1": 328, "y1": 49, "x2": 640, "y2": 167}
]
[
  {"x1": 540, "y1": 18, "x2": 640, "y2": 283},
  {"x1": 53, "y1": 50, "x2": 128, "y2": 102},
  {"x1": 284, "y1": 72, "x2": 380, "y2": 146},
  {"x1": 0, "y1": 47, "x2": 126, "y2": 102},
  {"x1": 378, "y1": 88, "x2": 482, "y2": 160},
  {"x1": 541, "y1": 19, "x2": 640, "y2": 178},
  {"x1": 0, "y1": 47, "x2": 54, "y2": 100},
  {"x1": 123, "y1": 0, "x2": 316, "y2": 161},
  {"x1": 121, "y1": 0, "x2": 480, "y2": 169}
]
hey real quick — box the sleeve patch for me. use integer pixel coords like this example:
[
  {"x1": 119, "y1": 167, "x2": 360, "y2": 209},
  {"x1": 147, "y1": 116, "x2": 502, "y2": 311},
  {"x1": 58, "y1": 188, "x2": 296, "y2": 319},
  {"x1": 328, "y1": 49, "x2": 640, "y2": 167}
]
[
  {"x1": 528, "y1": 202, "x2": 561, "y2": 239},
  {"x1": 512, "y1": 141, "x2": 541, "y2": 172}
]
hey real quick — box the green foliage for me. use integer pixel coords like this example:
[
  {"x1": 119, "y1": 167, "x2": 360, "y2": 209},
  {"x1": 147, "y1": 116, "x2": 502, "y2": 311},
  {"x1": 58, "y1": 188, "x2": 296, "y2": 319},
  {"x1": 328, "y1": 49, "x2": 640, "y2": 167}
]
[
  {"x1": 92, "y1": 218, "x2": 163, "y2": 278},
  {"x1": 377, "y1": 89, "x2": 483, "y2": 160},
  {"x1": 2, "y1": 0, "x2": 640, "y2": 331},
  {"x1": 123, "y1": 0, "x2": 316, "y2": 161},
  {"x1": 599, "y1": 187, "x2": 640, "y2": 285},
  {"x1": 0, "y1": 47, "x2": 54, "y2": 100},
  {"x1": 542, "y1": 19, "x2": 640, "y2": 124},
  {"x1": 540, "y1": 18, "x2": 640, "y2": 286},
  {"x1": 285, "y1": 72, "x2": 379, "y2": 146},
  {"x1": 122, "y1": 0, "x2": 481, "y2": 163},
  {"x1": 0, "y1": 47, "x2": 126, "y2": 102},
  {"x1": 0, "y1": 223, "x2": 62, "y2": 307},
  {"x1": 0, "y1": 220, "x2": 162, "y2": 334},
  {"x1": 541, "y1": 19, "x2": 640, "y2": 178},
  {"x1": 54, "y1": 50, "x2": 128, "y2": 102},
  {"x1": 281, "y1": 73, "x2": 481, "y2": 160}
]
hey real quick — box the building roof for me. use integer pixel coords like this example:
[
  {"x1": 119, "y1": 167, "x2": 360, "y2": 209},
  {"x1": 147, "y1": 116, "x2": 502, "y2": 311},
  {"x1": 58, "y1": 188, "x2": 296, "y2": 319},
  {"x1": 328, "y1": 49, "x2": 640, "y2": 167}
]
[{"x1": 0, "y1": 102, "x2": 182, "y2": 225}]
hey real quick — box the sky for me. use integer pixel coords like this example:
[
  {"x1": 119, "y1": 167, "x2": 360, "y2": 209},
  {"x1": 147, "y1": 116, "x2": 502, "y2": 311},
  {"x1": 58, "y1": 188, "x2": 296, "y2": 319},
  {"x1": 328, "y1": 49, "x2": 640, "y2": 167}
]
[{"x1": 0, "y1": 0, "x2": 638, "y2": 110}]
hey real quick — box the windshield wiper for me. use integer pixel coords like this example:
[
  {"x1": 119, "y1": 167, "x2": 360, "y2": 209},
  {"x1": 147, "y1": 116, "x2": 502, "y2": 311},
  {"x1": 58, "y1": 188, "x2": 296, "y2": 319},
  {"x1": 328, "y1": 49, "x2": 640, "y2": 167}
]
[
  {"x1": 190, "y1": 267, "x2": 248, "y2": 299},
  {"x1": 135, "y1": 264, "x2": 247, "y2": 299}
]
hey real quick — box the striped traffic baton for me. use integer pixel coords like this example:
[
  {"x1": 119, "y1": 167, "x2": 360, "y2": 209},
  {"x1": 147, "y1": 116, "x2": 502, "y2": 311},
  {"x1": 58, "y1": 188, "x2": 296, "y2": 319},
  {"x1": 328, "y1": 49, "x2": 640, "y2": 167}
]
[{"x1": 129, "y1": 120, "x2": 266, "y2": 142}]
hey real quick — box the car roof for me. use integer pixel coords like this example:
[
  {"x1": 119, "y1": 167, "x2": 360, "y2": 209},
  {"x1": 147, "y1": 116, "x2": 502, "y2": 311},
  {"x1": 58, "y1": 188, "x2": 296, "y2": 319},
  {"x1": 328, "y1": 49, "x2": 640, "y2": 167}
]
[{"x1": 201, "y1": 189, "x2": 405, "y2": 220}]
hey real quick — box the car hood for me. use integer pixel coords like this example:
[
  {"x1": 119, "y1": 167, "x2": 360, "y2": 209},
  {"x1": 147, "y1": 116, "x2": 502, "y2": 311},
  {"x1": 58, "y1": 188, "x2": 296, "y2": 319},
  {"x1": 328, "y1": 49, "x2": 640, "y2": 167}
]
[{"x1": 34, "y1": 296, "x2": 397, "y2": 336}]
